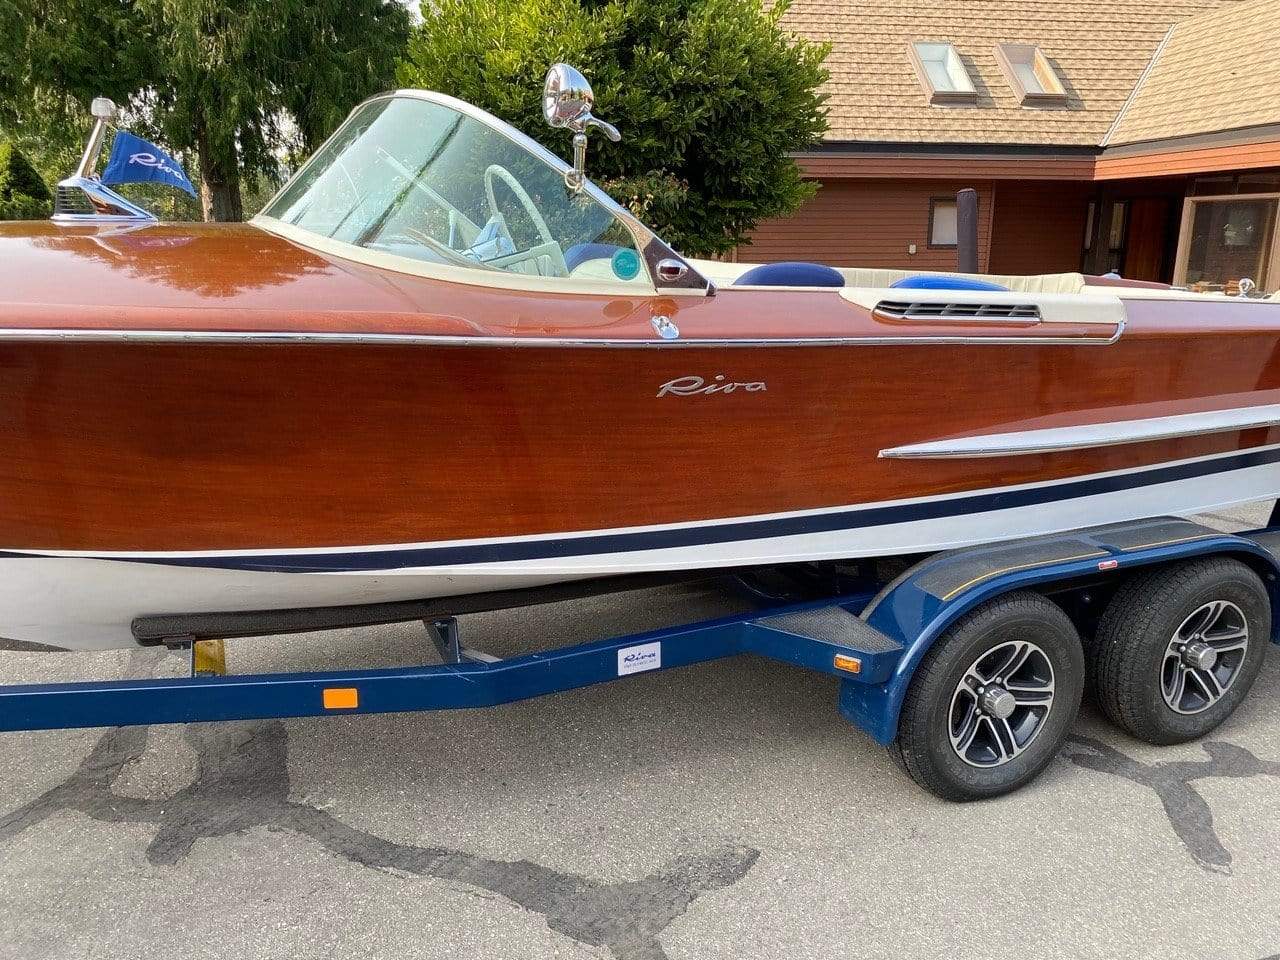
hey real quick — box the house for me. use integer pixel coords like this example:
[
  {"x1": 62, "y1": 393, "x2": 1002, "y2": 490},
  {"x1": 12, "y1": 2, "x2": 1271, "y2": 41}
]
[{"x1": 745, "y1": 0, "x2": 1280, "y2": 293}]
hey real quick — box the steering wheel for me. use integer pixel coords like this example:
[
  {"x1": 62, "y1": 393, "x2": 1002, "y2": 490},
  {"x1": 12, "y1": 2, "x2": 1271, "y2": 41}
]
[{"x1": 484, "y1": 164, "x2": 555, "y2": 248}]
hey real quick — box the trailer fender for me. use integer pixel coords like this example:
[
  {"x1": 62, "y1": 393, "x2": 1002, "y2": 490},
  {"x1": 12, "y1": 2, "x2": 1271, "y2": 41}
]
[{"x1": 839, "y1": 517, "x2": 1280, "y2": 745}]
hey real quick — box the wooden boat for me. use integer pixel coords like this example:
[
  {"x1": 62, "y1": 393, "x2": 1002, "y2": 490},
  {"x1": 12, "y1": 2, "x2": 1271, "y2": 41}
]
[{"x1": 2, "y1": 67, "x2": 1279, "y2": 651}]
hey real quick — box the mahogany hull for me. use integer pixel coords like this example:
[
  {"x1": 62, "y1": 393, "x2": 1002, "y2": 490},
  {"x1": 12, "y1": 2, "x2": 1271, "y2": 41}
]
[{"x1": 2, "y1": 333, "x2": 1280, "y2": 555}]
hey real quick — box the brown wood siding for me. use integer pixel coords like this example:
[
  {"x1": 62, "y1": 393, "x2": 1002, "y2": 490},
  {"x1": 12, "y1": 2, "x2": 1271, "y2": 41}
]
[
  {"x1": 1095, "y1": 140, "x2": 1280, "y2": 180},
  {"x1": 798, "y1": 137, "x2": 1280, "y2": 184},
  {"x1": 744, "y1": 179, "x2": 995, "y2": 271},
  {"x1": 798, "y1": 154, "x2": 1097, "y2": 181},
  {"x1": 988, "y1": 181, "x2": 1093, "y2": 275}
]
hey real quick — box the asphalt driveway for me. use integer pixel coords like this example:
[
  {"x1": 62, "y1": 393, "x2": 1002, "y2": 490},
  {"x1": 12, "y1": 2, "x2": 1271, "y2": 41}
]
[{"x1": 3, "y1": 502, "x2": 1280, "y2": 960}]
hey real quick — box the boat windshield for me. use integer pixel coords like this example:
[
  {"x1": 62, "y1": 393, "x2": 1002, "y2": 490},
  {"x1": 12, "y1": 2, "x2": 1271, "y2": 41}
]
[{"x1": 261, "y1": 95, "x2": 647, "y2": 285}]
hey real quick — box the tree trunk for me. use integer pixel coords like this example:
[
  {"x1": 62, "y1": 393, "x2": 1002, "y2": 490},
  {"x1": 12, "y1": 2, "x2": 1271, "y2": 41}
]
[
  {"x1": 200, "y1": 174, "x2": 243, "y2": 222},
  {"x1": 195, "y1": 126, "x2": 243, "y2": 222}
]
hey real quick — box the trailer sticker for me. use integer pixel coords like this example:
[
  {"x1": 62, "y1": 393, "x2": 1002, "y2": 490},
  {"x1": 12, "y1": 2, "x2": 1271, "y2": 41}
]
[{"x1": 618, "y1": 642, "x2": 662, "y2": 676}]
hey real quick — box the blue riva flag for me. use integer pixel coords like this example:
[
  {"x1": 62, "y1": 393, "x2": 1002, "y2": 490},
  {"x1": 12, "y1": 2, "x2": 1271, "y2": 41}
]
[{"x1": 100, "y1": 130, "x2": 197, "y2": 197}]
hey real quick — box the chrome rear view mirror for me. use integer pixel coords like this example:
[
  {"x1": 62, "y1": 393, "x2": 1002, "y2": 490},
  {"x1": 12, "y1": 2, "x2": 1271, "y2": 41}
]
[{"x1": 542, "y1": 63, "x2": 620, "y2": 192}]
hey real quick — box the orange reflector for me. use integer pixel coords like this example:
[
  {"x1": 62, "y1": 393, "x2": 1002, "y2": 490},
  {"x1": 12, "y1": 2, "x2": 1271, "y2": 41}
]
[
  {"x1": 1098, "y1": 559, "x2": 1120, "y2": 571},
  {"x1": 833, "y1": 654, "x2": 862, "y2": 674},
  {"x1": 323, "y1": 687, "x2": 359, "y2": 710}
]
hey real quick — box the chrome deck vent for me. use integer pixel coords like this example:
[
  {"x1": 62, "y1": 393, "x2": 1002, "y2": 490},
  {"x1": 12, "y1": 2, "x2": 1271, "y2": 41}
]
[
  {"x1": 51, "y1": 175, "x2": 156, "y2": 223},
  {"x1": 875, "y1": 300, "x2": 1041, "y2": 323},
  {"x1": 54, "y1": 184, "x2": 96, "y2": 216}
]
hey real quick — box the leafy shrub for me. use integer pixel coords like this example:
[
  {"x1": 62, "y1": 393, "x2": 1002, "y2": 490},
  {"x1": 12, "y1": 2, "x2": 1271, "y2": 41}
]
[
  {"x1": 0, "y1": 140, "x2": 51, "y2": 218},
  {"x1": 0, "y1": 140, "x2": 51, "y2": 200},
  {"x1": 399, "y1": 0, "x2": 829, "y2": 256},
  {"x1": 0, "y1": 193, "x2": 50, "y2": 220}
]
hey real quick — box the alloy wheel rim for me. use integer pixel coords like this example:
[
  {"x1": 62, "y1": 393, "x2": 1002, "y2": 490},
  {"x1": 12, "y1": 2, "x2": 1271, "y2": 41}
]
[
  {"x1": 948, "y1": 640, "x2": 1056, "y2": 768},
  {"x1": 1162, "y1": 600, "x2": 1249, "y2": 715}
]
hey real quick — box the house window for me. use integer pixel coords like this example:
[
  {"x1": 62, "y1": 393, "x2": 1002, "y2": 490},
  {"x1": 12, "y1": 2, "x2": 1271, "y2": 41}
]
[
  {"x1": 995, "y1": 44, "x2": 1067, "y2": 103},
  {"x1": 910, "y1": 43, "x2": 977, "y2": 104},
  {"x1": 1083, "y1": 200, "x2": 1096, "y2": 251},
  {"x1": 1175, "y1": 193, "x2": 1280, "y2": 294},
  {"x1": 929, "y1": 198, "x2": 958, "y2": 247}
]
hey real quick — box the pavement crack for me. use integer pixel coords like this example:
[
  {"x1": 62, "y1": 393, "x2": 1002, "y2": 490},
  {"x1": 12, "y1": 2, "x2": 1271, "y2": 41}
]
[
  {"x1": 1064, "y1": 735, "x2": 1280, "y2": 873},
  {"x1": 0, "y1": 716, "x2": 757, "y2": 959}
]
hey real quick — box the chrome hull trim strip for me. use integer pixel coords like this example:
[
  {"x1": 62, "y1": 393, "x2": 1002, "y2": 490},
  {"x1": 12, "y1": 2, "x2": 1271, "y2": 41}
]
[
  {"x1": 880, "y1": 404, "x2": 1280, "y2": 459},
  {"x1": 0, "y1": 328, "x2": 1124, "y2": 347}
]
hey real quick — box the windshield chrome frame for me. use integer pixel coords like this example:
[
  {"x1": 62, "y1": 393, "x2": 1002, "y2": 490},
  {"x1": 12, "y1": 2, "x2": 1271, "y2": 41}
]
[{"x1": 256, "y1": 89, "x2": 713, "y2": 296}]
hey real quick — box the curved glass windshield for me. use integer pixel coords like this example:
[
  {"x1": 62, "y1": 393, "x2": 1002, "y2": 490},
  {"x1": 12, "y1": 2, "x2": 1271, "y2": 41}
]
[{"x1": 262, "y1": 96, "x2": 647, "y2": 285}]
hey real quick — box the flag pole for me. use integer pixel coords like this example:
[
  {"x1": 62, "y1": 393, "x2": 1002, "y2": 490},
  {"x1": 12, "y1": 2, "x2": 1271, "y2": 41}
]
[{"x1": 74, "y1": 97, "x2": 118, "y2": 179}]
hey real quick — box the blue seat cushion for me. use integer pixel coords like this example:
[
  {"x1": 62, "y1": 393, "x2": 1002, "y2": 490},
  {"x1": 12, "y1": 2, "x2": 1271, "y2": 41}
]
[
  {"x1": 734, "y1": 261, "x2": 845, "y2": 288},
  {"x1": 890, "y1": 274, "x2": 1009, "y2": 292},
  {"x1": 563, "y1": 242, "x2": 622, "y2": 271}
]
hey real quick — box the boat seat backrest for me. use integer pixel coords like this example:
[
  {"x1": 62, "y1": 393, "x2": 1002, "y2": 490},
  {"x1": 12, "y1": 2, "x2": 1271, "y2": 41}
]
[
  {"x1": 889, "y1": 275, "x2": 1009, "y2": 292},
  {"x1": 834, "y1": 268, "x2": 1087, "y2": 294},
  {"x1": 688, "y1": 258, "x2": 1088, "y2": 295},
  {"x1": 733, "y1": 261, "x2": 846, "y2": 287}
]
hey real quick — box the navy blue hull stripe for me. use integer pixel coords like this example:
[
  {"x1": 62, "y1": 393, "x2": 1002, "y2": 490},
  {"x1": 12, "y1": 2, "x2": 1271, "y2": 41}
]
[{"x1": 6, "y1": 446, "x2": 1280, "y2": 573}]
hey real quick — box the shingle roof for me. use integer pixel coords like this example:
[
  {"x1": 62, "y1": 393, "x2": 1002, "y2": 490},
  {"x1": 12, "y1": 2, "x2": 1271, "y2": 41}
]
[
  {"x1": 781, "y1": 0, "x2": 1242, "y2": 146},
  {"x1": 1106, "y1": 0, "x2": 1280, "y2": 145}
]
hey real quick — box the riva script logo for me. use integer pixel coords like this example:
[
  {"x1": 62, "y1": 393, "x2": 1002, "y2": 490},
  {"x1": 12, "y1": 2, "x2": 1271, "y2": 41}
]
[
  {"x1": 657, "y1": 375, "x2": 767, "y2": 398},
  {"x1": 128, "y1": 151, "x2": 187, "y2": 181}
]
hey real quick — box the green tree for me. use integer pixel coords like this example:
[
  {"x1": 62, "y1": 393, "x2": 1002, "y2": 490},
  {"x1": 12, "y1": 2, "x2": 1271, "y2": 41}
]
[
  {"x1": 399, "y1": 0, "x2": 829, "y2": 257},
  {"x1": 0, "y1": 0, "x2": 411, "y2": 221},
  {"x1": 0, "y1": 140, "x2": 52, "y2": 219}
]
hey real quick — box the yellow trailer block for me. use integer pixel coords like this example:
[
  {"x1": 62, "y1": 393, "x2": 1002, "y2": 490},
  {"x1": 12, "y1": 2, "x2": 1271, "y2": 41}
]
[{"x1": 192, "y1": 639, "x2": 227, "y2": 676}]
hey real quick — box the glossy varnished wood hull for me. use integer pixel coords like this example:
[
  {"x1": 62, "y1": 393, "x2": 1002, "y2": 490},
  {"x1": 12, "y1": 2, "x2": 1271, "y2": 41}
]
[{"x1": 2, "y1": 331, "x2": 1280, "y2": 553}]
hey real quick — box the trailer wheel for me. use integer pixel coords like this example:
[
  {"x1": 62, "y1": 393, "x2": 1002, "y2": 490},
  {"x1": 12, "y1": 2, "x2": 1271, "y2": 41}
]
[
  {"x1": 1092, "y1": 558, "x2": 1269, "y2": 745},
  {"x1": 891, "y1": 592, "x2": 1084, "y2": 801}
]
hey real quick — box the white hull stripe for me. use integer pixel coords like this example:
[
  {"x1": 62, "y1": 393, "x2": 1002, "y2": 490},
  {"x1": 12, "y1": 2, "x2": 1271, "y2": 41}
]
[
  {"x1": 4, "y1": 445, "x2": 1279, "y2": 573},
  {"x1": 880, "y1": 404, "x2": 1280, "y2": 458}
]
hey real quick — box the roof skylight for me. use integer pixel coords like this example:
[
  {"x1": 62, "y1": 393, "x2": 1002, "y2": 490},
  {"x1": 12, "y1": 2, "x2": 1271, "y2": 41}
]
[
  {"x1": 996, "y1": 44, "x2": 1068, "y2": 103},
  {"x1": 910, "y1": 43, "x2": 977, "y2": 104}
]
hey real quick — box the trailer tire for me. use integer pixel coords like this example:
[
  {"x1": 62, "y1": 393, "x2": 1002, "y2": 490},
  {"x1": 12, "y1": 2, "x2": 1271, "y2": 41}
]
[
  {"x1": 890, "y1": 591, "x2": 1084, "y2": 801},
  {"x1": 1092, "y1": 558, "x2": 1269, "y2": 745}
]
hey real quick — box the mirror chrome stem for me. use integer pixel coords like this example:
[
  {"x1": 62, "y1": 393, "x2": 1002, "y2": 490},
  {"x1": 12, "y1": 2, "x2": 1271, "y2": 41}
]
[
  {"x1": 74, "y1": 97, "x2": 118, "y2": 179},
  {"x1": 586, "y1": 116, "x2": 621, "y2": 141},
  {"x1": 568, "y1": 132, "x2": 588, "y2": 192},
  {"x1": 568, "y1": 117, "x2": 621, "y2": 190},
  {"x1": 565, "y1": 121, "x2": 619, "y2": 192}
]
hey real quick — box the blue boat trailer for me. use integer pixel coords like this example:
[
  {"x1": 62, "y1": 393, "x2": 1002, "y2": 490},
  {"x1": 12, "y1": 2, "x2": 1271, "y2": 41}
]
[
  {"x1": 0, "y1": 591, "x2": 894, "y2": 732},
  {"x1": 4, "y1": 516, "x2": 1280, "y2": 799}
]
